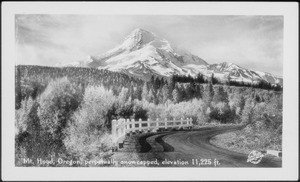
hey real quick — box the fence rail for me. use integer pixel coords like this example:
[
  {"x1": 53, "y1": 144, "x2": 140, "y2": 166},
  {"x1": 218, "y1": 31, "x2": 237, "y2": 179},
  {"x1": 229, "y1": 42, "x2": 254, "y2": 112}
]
[{"x1": 112, "y1": 118, "x2": 193, "y2": 145}]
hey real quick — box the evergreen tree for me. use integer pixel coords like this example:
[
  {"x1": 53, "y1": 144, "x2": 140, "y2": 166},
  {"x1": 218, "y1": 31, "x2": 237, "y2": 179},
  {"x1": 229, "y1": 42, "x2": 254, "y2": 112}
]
[
  {"x1": 148, "y1": 88, "x2": 155, "y2": 103},
  {"x1": 159, "y1": 77, "x2": 165, "y2": 89},
  {"x1": 133, "y1": 102, "x2": 148, "y2": 120},
  {"x1": 155, "y1": 88, "x2": 163, "y2": 105},
  {"x1": 134, "y1": 86, "x2": 142, "y2": 100},
  {"x1": 154, "y1": 77, "x2": 161, "y2": 91},
  {"x1": 172, "y1": 86, "x2": 181, "y2": 103},
  {"x1": 196, "y1": 73, "x2": 205, "y2": 83},
  {"x1": 211, "y1": 73, "x2": 218, "y2": 85},
  {"x1": 23, "y1": 102, "x2": 45, "y2": 159},
  {"x1": 236, "y1": 95, "x2": 246, "y2": 115},
  {"x1": 118, "y1": 87, "x2": 129, "y2": 104},
  {"x1": 128, "y1": 84, "x2": 135, "y2": 101},
  {"x1": 168, "y1": 75, "x2": 176, "y2": 100},
  {"x1": 203, "y1": 83, "x2": 214, "y2": 105},
  {"x1": 198, "y1": 84, "x2": 204, "y2": 99},
  {"x1": 15, "y1": 66, "x2": 22, "y2": 109},
  {"x1": 116, "y1": 99, "x2": 134, "y2": 118},
  {"x1": 213, "y1": 86, "x2": 229, "y2": 103},
  {"x1": 162, "y1": 84, "x2": 169, "y2": 104},
  {"x1": 241, "y1": 98, "x2": 256, "y2": 124},
  {"x1": 142, "y1": 82, "x2": 149, "y2": 101},
  {"x1": 178, "y1": 84, "x2": 187, "y2": 101},
  {"x1": 209, "y1": 102, "x2": 235, "y2": 124},
  {"x1": 185, "y1": 83, "x2": 194, "y2": 100},
  {"x1": 226, "y1": 75, "x2": 231, "y2": 85},
  {"x1": 150, "y1": 75, "x2": 155, "y2": 87}
]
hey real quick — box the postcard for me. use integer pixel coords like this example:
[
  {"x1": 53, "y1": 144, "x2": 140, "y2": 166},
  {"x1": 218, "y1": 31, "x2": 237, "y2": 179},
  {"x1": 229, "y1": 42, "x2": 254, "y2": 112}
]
[{"x1": 1, "y1": 2, "x2": 298, "y2": 181}]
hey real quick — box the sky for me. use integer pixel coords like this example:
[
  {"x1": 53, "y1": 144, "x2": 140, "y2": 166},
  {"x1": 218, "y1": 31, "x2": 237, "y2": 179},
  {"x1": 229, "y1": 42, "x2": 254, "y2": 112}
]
[{"x1": 15, "y1": 15, "x2": 283, "y2": 76}]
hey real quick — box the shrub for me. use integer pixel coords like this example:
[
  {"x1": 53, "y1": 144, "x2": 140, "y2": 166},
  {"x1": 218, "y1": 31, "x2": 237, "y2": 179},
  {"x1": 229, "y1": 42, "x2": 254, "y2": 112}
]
[
  {"x1": 15, "y1": 100, "x2": 48, "y2": 165},
  {"x1": 115, "y1": 99, "x2": 134, "y2": 119},
  {"x1": 37, "y1": 77, "x2": 82, "y2": 154},
  {"x1": 64, "y1": 85, "x2": 115, "y2": 160},
  {"x1": 132, "y1": 100, "x2": 148, "y2": 120},
  {"x1": 241, "y1": 98, "x2": 256, "y2": 124},
  {"x1": 142, "y1": 101, "x2": 164, "y2": 120},
  {"x1": 15, "y1": 97, "x2": 34, "y2": 136},
  {"x1": 210, "y1": 102, "x2": 236, "y2": 124}
]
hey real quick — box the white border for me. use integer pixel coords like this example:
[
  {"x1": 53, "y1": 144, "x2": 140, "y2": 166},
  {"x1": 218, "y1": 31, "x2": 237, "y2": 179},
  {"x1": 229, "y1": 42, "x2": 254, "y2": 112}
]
[{"x1": 1, "y1": 2, "x2": 299, "y2": 181}]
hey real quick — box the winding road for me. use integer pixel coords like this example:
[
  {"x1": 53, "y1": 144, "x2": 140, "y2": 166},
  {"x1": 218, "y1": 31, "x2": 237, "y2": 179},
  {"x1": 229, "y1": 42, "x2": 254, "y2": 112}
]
[{"x1": 126, "y1": 125, "x2": 282, "y2": 167}]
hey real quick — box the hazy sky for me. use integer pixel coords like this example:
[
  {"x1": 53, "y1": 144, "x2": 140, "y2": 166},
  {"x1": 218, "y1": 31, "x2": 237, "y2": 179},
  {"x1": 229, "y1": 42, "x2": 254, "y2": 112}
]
[{"x1": 16, "y1": 15, "x2": 283, "y2": 76}]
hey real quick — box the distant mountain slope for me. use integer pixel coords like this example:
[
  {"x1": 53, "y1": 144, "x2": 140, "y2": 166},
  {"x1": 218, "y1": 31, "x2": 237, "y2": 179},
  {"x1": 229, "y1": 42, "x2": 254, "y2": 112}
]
[
  {"x1": 208, "y1": 62, "x2": 283, "y2": 85},
  {"x1": 62, "y1": 28, "x2": 282, "y2": 85}
]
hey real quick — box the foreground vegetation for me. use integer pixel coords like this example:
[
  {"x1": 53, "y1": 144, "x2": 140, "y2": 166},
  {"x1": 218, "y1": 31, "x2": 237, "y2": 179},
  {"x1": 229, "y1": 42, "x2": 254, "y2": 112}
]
[
  {"x1": 210, "y1": 95, "x2": 282, "y2": 154},
  {"x1": 15, "y1": 65, "x2": 282, "y2": 166},
  {"x1": 210, "y1": 125, "x2": 282, "y2": 155}
]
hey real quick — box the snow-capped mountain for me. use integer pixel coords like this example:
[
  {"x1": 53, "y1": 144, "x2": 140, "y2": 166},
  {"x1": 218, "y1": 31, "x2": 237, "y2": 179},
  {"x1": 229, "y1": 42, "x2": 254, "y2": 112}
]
[
  {"x1": 208, "y1": 62, "x2": 283, "y2": 85},
  {"x1": 64, "y1": 28, "x2": 282, "y2": 85}
]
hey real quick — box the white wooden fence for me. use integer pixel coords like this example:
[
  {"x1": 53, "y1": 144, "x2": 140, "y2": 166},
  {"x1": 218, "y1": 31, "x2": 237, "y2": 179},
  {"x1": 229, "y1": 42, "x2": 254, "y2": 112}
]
[{"x1": 112, "y1": 118, "x2": 193, "y2": 145}]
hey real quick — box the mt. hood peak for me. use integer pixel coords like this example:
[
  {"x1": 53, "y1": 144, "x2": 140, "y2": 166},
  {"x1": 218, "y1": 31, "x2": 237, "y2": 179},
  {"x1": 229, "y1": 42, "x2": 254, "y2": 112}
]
[
  {"x1": 122, "y1": 28, "x2": 157, "y2": 50},
  {"x1": 63, "y1": 28, "x2": 282, "y2": 85}
]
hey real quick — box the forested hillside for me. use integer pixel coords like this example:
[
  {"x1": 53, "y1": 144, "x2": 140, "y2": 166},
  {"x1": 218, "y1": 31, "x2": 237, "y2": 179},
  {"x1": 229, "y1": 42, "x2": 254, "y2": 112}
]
[{"x1": 15, "y1": 65, "x2": 283, "y2": 166}]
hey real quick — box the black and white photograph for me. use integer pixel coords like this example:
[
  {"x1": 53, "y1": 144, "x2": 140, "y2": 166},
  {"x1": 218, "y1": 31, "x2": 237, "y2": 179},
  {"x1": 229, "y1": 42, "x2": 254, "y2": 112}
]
[{"x1": 2, "y1": 2, "x2": 298, "y2": 181}]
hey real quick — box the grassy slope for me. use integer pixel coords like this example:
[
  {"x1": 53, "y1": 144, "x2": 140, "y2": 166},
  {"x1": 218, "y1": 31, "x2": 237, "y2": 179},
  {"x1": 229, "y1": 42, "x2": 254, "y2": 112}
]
[{"x1": 210, "y1": 126, "x2": 282, "y2": 155}]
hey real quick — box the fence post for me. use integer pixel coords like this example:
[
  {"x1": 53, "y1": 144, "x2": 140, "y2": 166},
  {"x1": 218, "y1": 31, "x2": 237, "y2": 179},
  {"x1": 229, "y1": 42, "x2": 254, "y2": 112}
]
[
  {"x1": 147, "y1": 118, "x2": 151, "y2": 132},
  {"x1": 154, "y1": 118, "x2": 158, "y2": 132},
  {"x1": 132, "y1": 118, "x2": 135, "y2": 133},
  {"x1": 139, "y1": 118, "x2": 142, "y2": 132},
  {"x1": 189, "y1": 118, "x2": 192, "y2": 129},
  {"x1": 130, "y1": 118, "x2": 134, "y2": 130},
  {"x1": 147, "y1": 118, "x2": 150, "y2": 127},
  {"x1": 180, "y1": 118, "x2": 183, "y2": 128},
  {"x1": 165, "y1": 118, "x2": 168, "y2": 129},
  {"x1": 123, "y1": 119, "x2": 129, "y2": 135},
  {"x1": 112, "y1": 119, "x2": 117, "y2": 143}
]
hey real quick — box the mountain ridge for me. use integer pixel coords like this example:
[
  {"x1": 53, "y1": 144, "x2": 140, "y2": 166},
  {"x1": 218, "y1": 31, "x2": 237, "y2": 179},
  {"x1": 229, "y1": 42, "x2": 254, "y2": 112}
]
[{"x1": 60, "y1": 28, "x2": 282, "y2": 85}]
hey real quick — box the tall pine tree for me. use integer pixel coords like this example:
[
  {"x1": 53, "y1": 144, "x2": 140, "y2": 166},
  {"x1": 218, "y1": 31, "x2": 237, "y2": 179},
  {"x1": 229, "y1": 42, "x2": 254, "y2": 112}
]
[
  {"x1": 134, "y1": 86, "x2": 142, "y2": 100},
  {"x1": 168, "y1": 75, "x2": 176, "y2": 100},
  {"x1": 162, "y1": 84, "x2": 169, "y2": 104},
  {"x1": 172, "y1": 85, "x2": 181, "y2": 103},
  {"x1": 213, "y1": 86, "x2": 229, "y2": 103},
  {"x1": 148, "y1": 88, "x2": 155, "y2": 103},
  {"x1": 142, "y1": 82, "x2": 149, "y2": 101},
  {"x1": 15, "y1": 66, "x2": 22, "y2": 109},
  {"x1": 203, "y1": 83, "x2": 214, "y2": 105}
]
